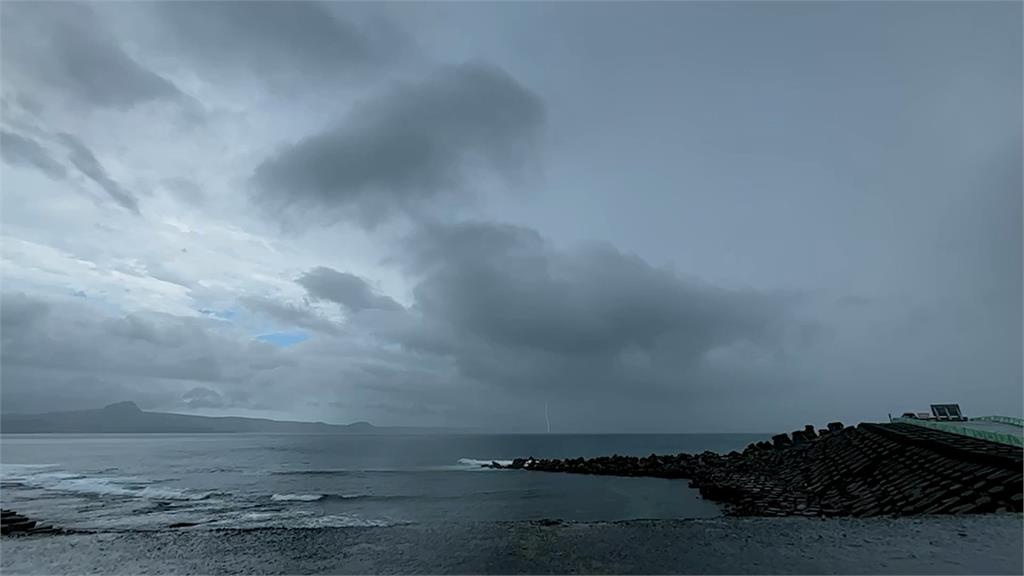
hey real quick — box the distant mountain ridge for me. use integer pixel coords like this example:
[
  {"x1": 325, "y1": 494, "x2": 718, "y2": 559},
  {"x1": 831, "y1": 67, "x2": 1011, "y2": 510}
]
[{"x1": 0, "y1": 401, "x2": 382, "y2": 434}]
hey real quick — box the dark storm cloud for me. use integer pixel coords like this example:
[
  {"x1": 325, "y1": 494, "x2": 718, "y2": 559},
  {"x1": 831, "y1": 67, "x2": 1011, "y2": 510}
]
[
  {"x1": 0, "y1": 2, "x2": 183, "y2": 110},
  {"x1": 275, "y1": 219, "x2": 798, "y2": 429},
  {"x1": 240, "y1": 296, "x2": 340, "y2": 336},
  {"x1": 309, "y1": 219, "x2": 804, "y2": 430},
  {"x1": 58, "y1": 133, "x2": 140, "y2": 213},
  {"x1": 0, "y1": 130, "x2": 67, "y2": 180},
  {"x1": 252, "y1": 62, "x2": 544, "y2": 226},
  {"x1": 402, "y1": 221, "x2": 789, "y2": 360},
  {"x1": 155, "y1": 1, "x2": 404, "y2": 82},
  {"x1": 297, "y1": 267, "x2": 402, "y2": 312}
]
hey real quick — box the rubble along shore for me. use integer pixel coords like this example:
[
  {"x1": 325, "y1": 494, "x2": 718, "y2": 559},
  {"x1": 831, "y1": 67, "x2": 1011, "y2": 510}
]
[{"x1": 488, "y1": 422, "x2": 1024, "y2": 517}]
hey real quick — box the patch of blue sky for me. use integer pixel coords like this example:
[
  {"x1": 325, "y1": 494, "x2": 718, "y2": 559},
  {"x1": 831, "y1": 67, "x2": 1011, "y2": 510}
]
[{"x1": 199, "y1": 308, "x2": 237, "y2": 321}]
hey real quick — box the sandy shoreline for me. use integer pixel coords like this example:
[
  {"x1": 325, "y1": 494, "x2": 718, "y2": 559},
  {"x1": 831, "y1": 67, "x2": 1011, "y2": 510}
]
[{"x1": 2, "y1": 515, "x2": 1021, "y2": 574}]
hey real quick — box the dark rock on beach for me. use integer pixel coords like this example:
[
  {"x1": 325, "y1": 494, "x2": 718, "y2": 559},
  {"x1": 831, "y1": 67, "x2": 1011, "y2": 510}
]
[
  {"x1": 1, "y1": 509, "x2": 63, "y2": 536},
  {"x1": 168, "y1": 522, "x2": 201, "y2": 529}
]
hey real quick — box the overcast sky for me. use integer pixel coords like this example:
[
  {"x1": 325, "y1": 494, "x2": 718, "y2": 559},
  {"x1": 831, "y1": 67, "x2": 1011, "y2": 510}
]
[{"x1": 1, "y1": 1, "x2": 1020, "y2": 432}]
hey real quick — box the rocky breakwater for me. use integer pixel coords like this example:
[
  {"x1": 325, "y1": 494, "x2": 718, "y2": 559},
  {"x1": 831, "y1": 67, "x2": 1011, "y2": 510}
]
[
  {"x1": 491, "y1": 422, "x2": 1024, "y2": 517},
  {"x1": 1, "y1": 509, "x2": 62, "y2": 536}
]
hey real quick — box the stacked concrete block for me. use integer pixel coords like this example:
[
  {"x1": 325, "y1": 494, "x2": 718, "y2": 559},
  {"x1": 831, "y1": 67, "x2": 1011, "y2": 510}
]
[{"x1": 494, "y1": 421, "x2": 1023, "y2": 518}]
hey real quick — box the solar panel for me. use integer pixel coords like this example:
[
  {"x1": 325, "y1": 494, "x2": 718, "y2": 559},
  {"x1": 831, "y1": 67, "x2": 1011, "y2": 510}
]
[{"x1": 930, "y1": 404, "x2": 963, "y2": 420}]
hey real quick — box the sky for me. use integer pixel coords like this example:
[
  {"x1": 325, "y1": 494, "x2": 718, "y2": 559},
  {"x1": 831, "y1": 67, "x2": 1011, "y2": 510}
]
[{"x1": 0, "y1": 1, "x2": 1020, "y2": 432}]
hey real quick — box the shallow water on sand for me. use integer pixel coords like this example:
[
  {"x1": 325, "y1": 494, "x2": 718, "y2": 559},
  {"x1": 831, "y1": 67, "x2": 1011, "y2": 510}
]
[
  {"x1": 3, "y1": 517, "x2": 1022, "y2": 575},
  {"x1": 1, "y1": 433, "x2": 761, "y2": 530}
]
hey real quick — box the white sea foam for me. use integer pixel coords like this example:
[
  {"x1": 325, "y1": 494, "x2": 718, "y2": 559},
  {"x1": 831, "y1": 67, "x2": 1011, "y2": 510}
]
[
  {"x1": 300, "y1": 514, "x2": 395, "y2": 528},
  {"x1": 208, "y1": 509, "x2": 398, "y2": 529},
  {"x1": 270, "y1": 493, "x2": 325, "y2": 502},
  {"x1": 9, "y1": 470, "x2": 214, "y2": 500},
  {"x1": 1, "y1": 463, "x2": 60, "y2": 474},
  {"x1": 457, "y1": 458, "x2": 513, "y2": 468}
]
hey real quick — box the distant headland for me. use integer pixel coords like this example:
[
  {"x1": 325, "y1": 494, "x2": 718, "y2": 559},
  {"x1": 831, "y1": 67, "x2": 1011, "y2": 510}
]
[{"x1": 0, "y1": 401, "x2": 445, "y2": 434}]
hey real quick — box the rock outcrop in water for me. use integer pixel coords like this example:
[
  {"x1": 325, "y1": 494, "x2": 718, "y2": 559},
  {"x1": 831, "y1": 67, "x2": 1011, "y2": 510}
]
[{"x1": 491, "y1": 422, "x2": 1024, "y2": 517}]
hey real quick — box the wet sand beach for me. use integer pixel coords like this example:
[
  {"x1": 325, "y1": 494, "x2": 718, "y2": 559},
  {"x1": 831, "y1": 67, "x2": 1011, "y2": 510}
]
[{"x1": 3, "y1": 515, "x2": 1022, "y2": 575}]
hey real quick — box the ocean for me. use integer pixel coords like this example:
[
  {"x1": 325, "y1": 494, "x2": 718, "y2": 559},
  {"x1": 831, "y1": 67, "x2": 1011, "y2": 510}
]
[
  {"x1": 5, "y1": 433, "x2": 1023, "y2": 575},
  {"x1": 0, "y1": 433, "x2": 763, "y2": 531}
]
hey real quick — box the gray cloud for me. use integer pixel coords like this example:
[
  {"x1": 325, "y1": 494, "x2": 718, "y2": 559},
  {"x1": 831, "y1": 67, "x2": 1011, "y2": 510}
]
[
  {"x1": 0, "y1": 293, "x2": 293, "y2": 414},
  {"x1": 289, "y1": 219, "x2": 803, "y2": 430},
  {"x1": 0, "y1": 291, "x2": 444, "y2": 422},
  {"x1": 161, "y1": 177, "x2": 204, "y2": 205},
  {"x1": 370, "y1": 218, "x2": 1017, "y2": 430},
  {"x1": 252, "y1": 62, "x2": 544, "y2": 227},
  {"x1": 402, "y1": 221, "x2": 790, "y2": 360},
  {"x1": 297, "y1": 267, "x2": 402, "y2": 312},
  {"x1": 240, "y1": 295, "x2": 340, "y2": 336},
  {"x1": 155, "y1": 1, "x2": 405, "y2": 83},
  {"x1": 0, "y1": 293, "x2": 51, "y2": 337},
  {"x1": 182, "y1": 386, "x2": 226, "y2": 409},
  {"x1": 2, "y1": 3, "x2": 1018, "y2": 430},
  {"x1": 249, "y1": 219, "x2": 801, "y2": 430},
  {"x1": 3, "y1": 295, "x2": 219, "y2": 391},
  {"x1": 58, "y1": 133, "x2": 140, "y2": 213},
  {"x1": 1, "y1": 2, "x2": 182, "y2": 110},
  {"x1": 0, "y1": 130, "x2": 67, "y2": 180}
]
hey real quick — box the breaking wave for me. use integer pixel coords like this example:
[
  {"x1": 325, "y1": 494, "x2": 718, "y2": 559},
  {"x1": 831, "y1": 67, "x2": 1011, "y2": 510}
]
[
  {"x1": 270, "y1": 493, "x2": 325, "y2": 502},
  {"x1": 3, "y1": 469, "x2": 216, "y2": 501},
  {"x1": 271, "y1": 469, "x2": 352, "y2": 476},
  {"x1": 457, "y1": 458, "x2": 513, "y2": 468},
  {"x1": 212, "y1": 510, "x2": 399, "y2": 529},
  {"x1": 270, "y1": 493, "x2": 381, "y2": 502}
]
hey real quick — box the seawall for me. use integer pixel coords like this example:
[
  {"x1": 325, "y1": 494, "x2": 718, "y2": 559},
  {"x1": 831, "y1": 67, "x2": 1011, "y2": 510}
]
[{"x1": 493, "y1": 422, "x2": 1023, "y2": 517}]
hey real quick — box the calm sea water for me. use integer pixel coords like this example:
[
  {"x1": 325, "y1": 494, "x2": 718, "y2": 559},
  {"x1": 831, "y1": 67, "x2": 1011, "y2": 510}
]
[{"x1": 0, "y1": 433, "x2": 763, "y2": 530}]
